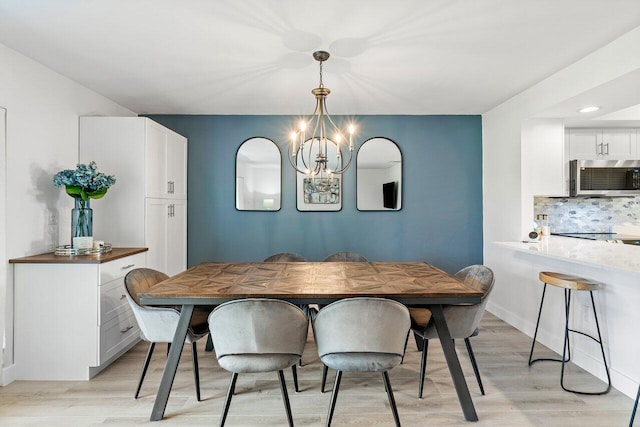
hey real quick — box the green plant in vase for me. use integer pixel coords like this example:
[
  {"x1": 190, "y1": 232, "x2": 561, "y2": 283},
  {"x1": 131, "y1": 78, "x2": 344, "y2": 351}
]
[{"x1": 53, "y1": 161, "x2": 116, "y2": 248}]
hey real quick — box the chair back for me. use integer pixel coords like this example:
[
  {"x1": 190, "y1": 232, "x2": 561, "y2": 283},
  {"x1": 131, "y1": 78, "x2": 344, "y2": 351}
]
[
  {"x1": 124, "y1": 268, "x2": 169, "y2": 306},
  {"x1": 264, "y1": 252, "x2": 307, "y2": 262},
  {"x1": 323, "y1": 252, "x2": 368, "y2": 262},
  {"x1": 208, "y1": 299, "x2": 308, "y2": 370},
  {"x1": 313, "y1": 297, "x2": 410, "y2": 358},
  {"x1": 441, "y1": 265, "x2": 495, "y2": 338},
  {"x1": 124, "y1": 268, "x2": 181, "y2": 343}
]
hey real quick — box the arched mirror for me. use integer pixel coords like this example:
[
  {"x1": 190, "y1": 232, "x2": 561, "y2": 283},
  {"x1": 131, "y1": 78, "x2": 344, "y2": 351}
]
[
  {"x1": 236, "y1": 137, "x2": 281, "y2": 211},
  {"x1": 357, "y1": 137, "x2": 402, "y2": 211}
]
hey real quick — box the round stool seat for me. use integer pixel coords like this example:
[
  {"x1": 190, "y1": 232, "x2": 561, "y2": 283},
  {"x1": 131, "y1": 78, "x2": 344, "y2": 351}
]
[{"x1": 539, "y1": 271, "x2": 601, "y2": 291}]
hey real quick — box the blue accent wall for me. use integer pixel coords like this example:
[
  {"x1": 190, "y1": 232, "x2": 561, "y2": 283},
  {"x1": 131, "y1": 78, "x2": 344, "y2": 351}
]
[{"x1": 147, "y1": 115, "x2": 482, "y2": 273}]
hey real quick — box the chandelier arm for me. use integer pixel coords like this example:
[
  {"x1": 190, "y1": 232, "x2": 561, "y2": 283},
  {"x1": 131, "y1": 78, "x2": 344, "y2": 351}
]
[{"x1": 286, "y1": 50, "x2": 355, "y2": 176}]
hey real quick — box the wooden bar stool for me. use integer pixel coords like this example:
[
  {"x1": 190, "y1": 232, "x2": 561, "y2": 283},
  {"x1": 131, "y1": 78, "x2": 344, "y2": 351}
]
[{"x1": 528, "y1": 271, "x2": 611, "y2": 395}]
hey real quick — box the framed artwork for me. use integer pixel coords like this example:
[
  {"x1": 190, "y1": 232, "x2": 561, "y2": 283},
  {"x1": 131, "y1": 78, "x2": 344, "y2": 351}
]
[{"x1": 296, "y1": 173, "x2": 342, "y2": 211}]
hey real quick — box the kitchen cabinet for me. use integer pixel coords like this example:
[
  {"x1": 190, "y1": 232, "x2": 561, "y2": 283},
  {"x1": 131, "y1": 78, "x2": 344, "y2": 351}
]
[
  {"x1": 11, "y1": 248, "x2": 147, "y2": 380},
  {"x1": 567, "y1": 128, "x2": 637, "y2": 160},
  {"x1": 80, "y1": 117, "x2": 187, "y2": 276},
  {"x1": 145, "y1": 198, "x2": 186, "y2": 276}
]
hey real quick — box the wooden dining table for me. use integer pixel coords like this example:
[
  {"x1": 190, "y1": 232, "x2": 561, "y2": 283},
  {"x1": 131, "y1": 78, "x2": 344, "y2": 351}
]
[{"x1": 140, "y1": 261, "x2": 483, "y2": 422}]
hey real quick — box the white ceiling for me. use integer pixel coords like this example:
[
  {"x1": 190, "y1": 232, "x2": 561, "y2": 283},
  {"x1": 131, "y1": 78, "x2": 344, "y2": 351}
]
[{"x1": 1, "y1": 0, "x2": 640, "y2": 116}]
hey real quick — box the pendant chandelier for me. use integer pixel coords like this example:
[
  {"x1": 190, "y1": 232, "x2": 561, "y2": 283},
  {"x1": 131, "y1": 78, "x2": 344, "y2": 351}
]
[{"x1": 288, "y1": 51, "x2": 356, "y2": 176}]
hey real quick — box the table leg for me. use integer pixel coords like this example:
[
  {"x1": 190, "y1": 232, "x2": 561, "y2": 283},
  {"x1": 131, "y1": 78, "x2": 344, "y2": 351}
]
[
  {"x1": 150, "y1": 304, "x2": 195, "y2": 421},
  {"x1": 431, "y1": 304, "x2": 479, "y2": 422}
]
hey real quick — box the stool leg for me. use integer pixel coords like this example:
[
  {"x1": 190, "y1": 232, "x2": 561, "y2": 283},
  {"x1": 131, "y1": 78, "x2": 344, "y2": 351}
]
[
  {"x1": 559, "y1": 289, "x2": 572, "y2": 389},
  {"x1": 630, "y1": 384, "x2": 640, "y2": 427},
  {"x1": 528, "y1": 283, "x2": 547, "y2": 366},
  {"x1": 529, "y1": 284, "x2": 571, "y2": 365},
  {"x1": 560, "y1": 290, "x2": 611, "y2": 395}
]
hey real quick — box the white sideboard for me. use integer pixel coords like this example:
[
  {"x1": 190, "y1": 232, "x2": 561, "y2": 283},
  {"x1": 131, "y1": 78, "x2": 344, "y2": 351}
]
[
  {"x1": 11, "y1": 248, "x2": 147, "y2": 380},
  {"x1": 79, "y1": 117, "x2": 187, "y2": 276}
]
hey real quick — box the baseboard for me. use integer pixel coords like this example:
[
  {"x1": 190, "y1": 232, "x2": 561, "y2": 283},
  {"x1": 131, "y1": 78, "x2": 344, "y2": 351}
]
[{"x1": 1, "y1": 363, "x2": 16, "y2": 386}]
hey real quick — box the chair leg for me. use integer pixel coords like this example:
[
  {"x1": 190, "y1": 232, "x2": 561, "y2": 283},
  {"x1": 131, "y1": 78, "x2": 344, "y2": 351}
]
[
  {"x1": 321, "y1": 364, "x2": 329, "y2": 393},
  {"x1": 326, "y1": 370, "x2": 342, "y2": 427},
  {"x1": 278, "y1": 370, "x2": 295, "y2": 427},
  {"x1": 465, "y1": 338, "x2": 485, "y2": 395},
  {"x1": 413, "y1": 330, "x2": 425, "y2": 351},
  {"x1": 292, "y1": 364, "x2": 299, "y2": 393},
  {"x1": 219, "y1": 373, "x2": 238, "y2": 427},
  {"x1": 382, "y1": 371, "x2": 401, "y2": 427},
  {"x1": 630, "y1": 384, "x2": 640, "y2": 427},
  {"x1": 400, "y1": 330, "x2": 410, "y2": 364},
  {"x1": 205, "y1": 334, "x2": 214, "y2": 352},
  {"x1": 418, "y1": 338, "x2": 429, "y2": 399},
  {"x1": 191, "y1": 341, "x2": 201, "y2": 401},
  {"x1": 135, "y1": 342, "x2": 155, "y2": 399}
]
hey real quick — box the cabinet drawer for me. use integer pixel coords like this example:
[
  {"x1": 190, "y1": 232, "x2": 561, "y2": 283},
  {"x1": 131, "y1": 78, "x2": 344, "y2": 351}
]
[
  {"x1": 100, "y1": 252, "x2": 146, "y2": 284},
  {"x1": 99, "y1": 278, "x2": 130, "y2": 325},
  {"x1": 100, "y1": 310, "x2": 140, "y2": 364}
]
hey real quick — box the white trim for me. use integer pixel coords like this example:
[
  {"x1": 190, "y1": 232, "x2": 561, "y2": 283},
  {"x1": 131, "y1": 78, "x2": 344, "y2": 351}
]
[{"x1": 0, "y1": 107, "x2": 7, "y2": 384}]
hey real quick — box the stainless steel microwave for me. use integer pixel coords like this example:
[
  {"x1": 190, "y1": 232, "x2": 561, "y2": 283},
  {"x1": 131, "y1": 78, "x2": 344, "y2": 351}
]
[{"x1": 570, "y1": 159, "x2": 640, "y2": 196}]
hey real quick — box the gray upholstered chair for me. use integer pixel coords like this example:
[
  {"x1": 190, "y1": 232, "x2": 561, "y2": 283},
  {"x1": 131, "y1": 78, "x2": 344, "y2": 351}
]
[
  {"x1": 311, "y1": 298, "x2": 410, "y2": 427},
  {"x1": 124, "y1": 268, "x2": 210, "y2": 401},
  {"x1": 409, "y1": 264, "x2": 494, "y2": 399},
  {"x1": 264, "y1": 252, "x2": 307, "y2": 262},
  {"x1": 264, "y1": 252, "x2": 308, "y2": 370},
  {"x1": 319, "y1": 251, "x2": 369, "y2": 391},
  {"x1": 323, "y1": 252, "x2": 368, "y2": 262},
  {"x1": 208, "y1": 298, "x2": 308, "y2": 427}
]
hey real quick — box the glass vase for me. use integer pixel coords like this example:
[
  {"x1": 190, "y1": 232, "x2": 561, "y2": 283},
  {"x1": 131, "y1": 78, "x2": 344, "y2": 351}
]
[{"x1": 71, "y1": 198, "x2": 93, "y2": 247}]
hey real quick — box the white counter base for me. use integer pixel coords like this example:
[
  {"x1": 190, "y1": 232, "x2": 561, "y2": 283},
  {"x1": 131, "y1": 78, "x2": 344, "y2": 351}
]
[{"x1": 486, "y1": 237, "x2": 640, "y2": 398}]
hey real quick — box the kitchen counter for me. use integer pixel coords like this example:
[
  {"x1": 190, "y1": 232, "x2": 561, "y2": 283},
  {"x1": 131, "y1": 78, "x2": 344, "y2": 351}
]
[
  {"x1": 486, "y1": 236, "x2": 640, "y2": 399},
  {"x1": 494, "y1": 236, "x2": 640, "y2": 273}
]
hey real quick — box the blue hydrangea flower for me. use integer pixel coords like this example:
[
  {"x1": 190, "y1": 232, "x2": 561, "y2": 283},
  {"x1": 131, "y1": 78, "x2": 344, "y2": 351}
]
[{"x1": 53, "y1": 161, "x2": 116, "y2": 201}]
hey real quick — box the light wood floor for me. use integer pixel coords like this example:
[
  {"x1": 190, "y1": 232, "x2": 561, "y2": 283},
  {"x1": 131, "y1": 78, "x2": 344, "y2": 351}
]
[{"x1": 0, "y1": 313, "x2": 634, "y2": 426}]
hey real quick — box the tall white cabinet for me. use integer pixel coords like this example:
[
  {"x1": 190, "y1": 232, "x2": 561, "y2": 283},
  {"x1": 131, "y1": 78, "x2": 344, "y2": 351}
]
[{"x1": 80, "y1": 117, "x2": 187, "y2": 276}]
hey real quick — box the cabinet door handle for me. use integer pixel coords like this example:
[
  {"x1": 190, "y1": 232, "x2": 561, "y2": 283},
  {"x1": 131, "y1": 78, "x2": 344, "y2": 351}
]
[
  {"x1": 605, "y1": 143, "x2": 609, "y2": 155},
  {"x1": 597, "y1": 143, "x2": 603, "y2": 155},
  {"x1": 121, "y1": 264, "x2": 135, "y2": 270},
  {"x1": 120, "y1": 325, "x2": 134, "y2": 334},
  {"x1": 167, "y1": 181, "x2": 172, "y2": 193}
]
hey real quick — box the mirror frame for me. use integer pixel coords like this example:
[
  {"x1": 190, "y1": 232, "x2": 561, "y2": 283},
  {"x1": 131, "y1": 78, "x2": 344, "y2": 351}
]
[
  {"x1": 235, "y1": 137, "x2": 282, "y2": 212},
  {"x1": 356, "y1": 137, "x2": 403, "y2": 212},
  {"x1": 295, "y1": 137, "x2": 343, "y2": 212}
]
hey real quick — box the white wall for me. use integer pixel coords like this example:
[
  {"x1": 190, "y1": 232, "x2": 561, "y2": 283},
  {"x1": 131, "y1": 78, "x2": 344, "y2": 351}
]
[
  {"x1": 0, "y1": 43, "x2": 135, "y2": 384},
  {"x1": 483, "y1": 27, "x2": 640, "y2": 397}
]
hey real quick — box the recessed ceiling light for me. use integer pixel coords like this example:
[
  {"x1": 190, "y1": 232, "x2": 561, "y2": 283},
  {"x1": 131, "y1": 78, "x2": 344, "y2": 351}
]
[{"x1": 578, "y1": 106, "x2": 600, "y2": 113}]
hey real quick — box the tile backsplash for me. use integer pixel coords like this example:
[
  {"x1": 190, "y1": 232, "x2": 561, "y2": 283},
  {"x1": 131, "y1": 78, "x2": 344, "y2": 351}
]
[{"x1": 534, "y1": 196, "x2": 640, "y2": 233}]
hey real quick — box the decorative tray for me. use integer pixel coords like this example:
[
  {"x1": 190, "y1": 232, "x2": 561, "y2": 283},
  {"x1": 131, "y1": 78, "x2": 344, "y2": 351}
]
[{"x1": 54, "y1": 243, "x2": 113, "y2": 257}]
